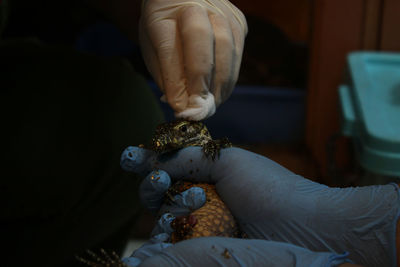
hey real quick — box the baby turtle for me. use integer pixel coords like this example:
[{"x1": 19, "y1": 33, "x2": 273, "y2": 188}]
[
  {"x1": 151, "y1": 119, "x2": 232, "y2": 160},
  {"x1": 151, "y1": 120, "x2": 240, "y2": 243}
]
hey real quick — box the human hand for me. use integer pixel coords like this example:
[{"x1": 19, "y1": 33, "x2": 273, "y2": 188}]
[
  {"x1": 121, "y1": 146, "x2": 399, "y2": 266},
  {"x1": 121, "y1": 167, "x2": 352, "y2": 266},
  {"x1": 122, "y1": 235, "x2": 352, "y2": 267},
  {"x1": 139, "y1": 0, "x2": 247, "y2": 120}
]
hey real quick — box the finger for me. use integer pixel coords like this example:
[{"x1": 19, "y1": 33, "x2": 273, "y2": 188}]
[
  {"x1": 158, "y1": 186, "x2": 206, "y2": 216},
  {"x1": 123, "y1": 233, "x2": 172, "y2": 266},
  {"x1": 120, "y1": 146, "x2": 213, "y2": 181},
  {"x1": 121, "y1": 146, "x2": 291, "y2": 187},
  {"x1": 139, "y1": 170, "x2": 172, "y2": 212},
  {"x1": 122, "y1": 257, "x2": 141, "y2": 267},
  {"x1": 209, "y1": 14, "x2": 235, "y2": 106},
  {"x1": 139, "y1": 237, "x2": 352, "y2": 267},
  {"x1": 221, "y1": 0, "x2": 248, "y2": 35},
  {"x1": 150, "y1": 233, "x2": 170, "y2": 243},
  {"x1": 125, "y1": 150, "x2": 207, "y2": 213},
  {"x1": 226, "y1": 13, "x2": 247, "y2": 103},
  {"x1": 139, "y1": 19, "x2": 164, "y2": 91},
  {"x1": 140, "y1": 169, "x2": 206, "y2": 215},
  {"x1": 148, "y1": 146, "x2": 294, "y2": 186},
  {"x1": 179, "y1": 5, "x2": 214, "y2": 97},
  {"x1": 120, "y1": 146, "x2": 157, "y2": 176},
  {"x1": 121, "y1": 146, "x2": 223, "y2": 182},
  {"x1": 152, "y1": 213, "x2": 176, "y2": 236},
  {"x1": 146, "y1": 18, "x2": 188, "y2": 112},
  {"x1": 154, "y1": 146, "x2": 217, "y2": 183}
]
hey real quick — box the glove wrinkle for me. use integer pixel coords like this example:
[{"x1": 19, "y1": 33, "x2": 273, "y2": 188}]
[{"x1": 137, "y1": 237, "x2": 351, "y2": 267}]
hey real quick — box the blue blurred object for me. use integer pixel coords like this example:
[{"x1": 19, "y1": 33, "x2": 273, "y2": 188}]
[
  {"x1": 207, "y1": 86, "x2": 305, "y2": 143},
  {"x1": 339, "y1": 52, "x2": 400, "y2": 176},
  {"x1": 149, "y1": 82, "x2": 306, "y2": 144}
]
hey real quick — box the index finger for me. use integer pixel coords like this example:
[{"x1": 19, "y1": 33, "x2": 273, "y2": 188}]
[
  {"x1": 121, "y1": 146, "x2": 293, "y2": 184},
  {"x1": 179, "y1": 5, "x2": 214, "y2": 97},
  {"x1": 146, "y1": 19, "x2": 188, "y2": 112},
  {"x1": 121, "y1": 146, "x2": 215, "y2": 182}
]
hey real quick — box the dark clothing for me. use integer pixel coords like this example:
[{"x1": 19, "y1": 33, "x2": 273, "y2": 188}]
[{"x1": 0, "y1": 39, "x2": 164, "y2": 266}]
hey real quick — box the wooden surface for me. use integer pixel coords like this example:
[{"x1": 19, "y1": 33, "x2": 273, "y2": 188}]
[
  {"x1": 306, "y1": 0, "x2": 365, "y2": 183},
  {"x1": 231, "y1": 0, "x2": 311, "y2": 43},
  {"x1": 380, "y1": 0, "x2": 400, "y2": 51},
  {"x1": 306, "y1": 0, "x2": 400, "y2": 182},
  {"x1": 362, "y1": 0, "x2": 383, "y2": 50}
]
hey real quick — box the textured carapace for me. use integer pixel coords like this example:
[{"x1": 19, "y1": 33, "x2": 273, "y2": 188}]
[{"x1": 169, "y1": 182, "x2": 240, "y2": 243}]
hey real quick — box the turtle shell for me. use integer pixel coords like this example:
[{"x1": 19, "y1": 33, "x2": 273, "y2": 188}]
[{"x1": 170, "y1": 182, "x2": 240, "y2": 243}]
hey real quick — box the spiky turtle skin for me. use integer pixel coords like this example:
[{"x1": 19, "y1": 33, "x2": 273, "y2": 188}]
[{"x1": 169, "y1": 181, "x2": 240, "y2": 243}]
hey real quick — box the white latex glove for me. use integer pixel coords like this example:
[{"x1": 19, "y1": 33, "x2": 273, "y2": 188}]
[{"x1": 139, "y1": 0, "x2": 247, "y2": 120}]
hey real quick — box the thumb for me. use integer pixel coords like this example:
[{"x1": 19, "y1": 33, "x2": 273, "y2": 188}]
[{"x1": 121, "y1": 146, "x2": 216, "y2": 182}]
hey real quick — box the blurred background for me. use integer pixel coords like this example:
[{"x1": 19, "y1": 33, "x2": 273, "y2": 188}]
[
  {"x1": 3, "y1": 0, "x2": 399, "y2": 185},
  {"x1": 2, "y1": 0, "x2": 400, "y2": 255}
]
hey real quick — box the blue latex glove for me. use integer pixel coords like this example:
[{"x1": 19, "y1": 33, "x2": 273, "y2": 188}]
[
  {"x1": 122, "y1": 235, "x2": 351, "y2": 266},
  {"x1": 121, "y1": 146, "x2": 400, "y2": 266},
  {"x1": 122, "y1": 167, "x2": 352, "y2": 267}
]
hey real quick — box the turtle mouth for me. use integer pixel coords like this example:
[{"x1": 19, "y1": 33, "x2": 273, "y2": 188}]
[{"x1": 179, "y1": 136, "x2": 202, "y2": 147}]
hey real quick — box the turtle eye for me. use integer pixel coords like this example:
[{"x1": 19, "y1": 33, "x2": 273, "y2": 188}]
[{"x1": 180, "y1": 125, "x2": 187, "y2": 132}]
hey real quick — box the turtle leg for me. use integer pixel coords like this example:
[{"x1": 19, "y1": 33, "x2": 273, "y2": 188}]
[
  {"x1": 202, "y1": 138, "x2": 232, "y2": 160},
  {"x1": 219, "y1": 137, "x2": 233, "y2": 148},
  {"x1": 164, "y1": 180, "x2": 184, "y2": 204},
  {"x1": 202, "y1": 140, "x2": 219, "y2": 160}
]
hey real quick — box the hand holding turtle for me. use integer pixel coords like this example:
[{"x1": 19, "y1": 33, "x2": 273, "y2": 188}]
[
  {"x1": 121, "y1": 146, "x2": 400, "y2": 266},
  {"x1": 120, "y1": 148, "x2": 353, "y2": 267}
]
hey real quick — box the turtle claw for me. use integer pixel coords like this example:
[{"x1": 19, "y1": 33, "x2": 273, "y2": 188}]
[
  {"x1": 203, "y1": 140, "x2": 218, "y2": 160},
  {"x1": 202, "y1": 138, "x2": 232, "y2": 160}
]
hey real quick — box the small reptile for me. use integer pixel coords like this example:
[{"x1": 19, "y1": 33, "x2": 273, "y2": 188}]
[
  {"x1": 151, "y1": 119, "x2": 240, "y2": 243},
  {"x1": 151, "y1": 119, "x2": 232, "y2": 160}
]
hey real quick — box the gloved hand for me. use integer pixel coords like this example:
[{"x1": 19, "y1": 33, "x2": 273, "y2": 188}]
[
  {"x1": 121, "y1": 146, "x2": 400, "y2": 266},
  {"x1": 121, "y1": 168, "x2": 352, "y2": 266},
  {"x1": 122, "y1": 235, "x2": 352, "y2": 267},
  {"x1": 139, "y1": 0, "x2": 247, "y2": 120}
]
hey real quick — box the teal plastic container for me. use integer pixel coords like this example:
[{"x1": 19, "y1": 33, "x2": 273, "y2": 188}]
[{"x1": 339, "y1": 52, "x2": 400, "y2": 177}]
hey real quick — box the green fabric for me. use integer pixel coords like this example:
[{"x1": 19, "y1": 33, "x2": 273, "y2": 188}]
[{"x1": 0, "y1": 39, "x2": 164, "y2": 266}]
